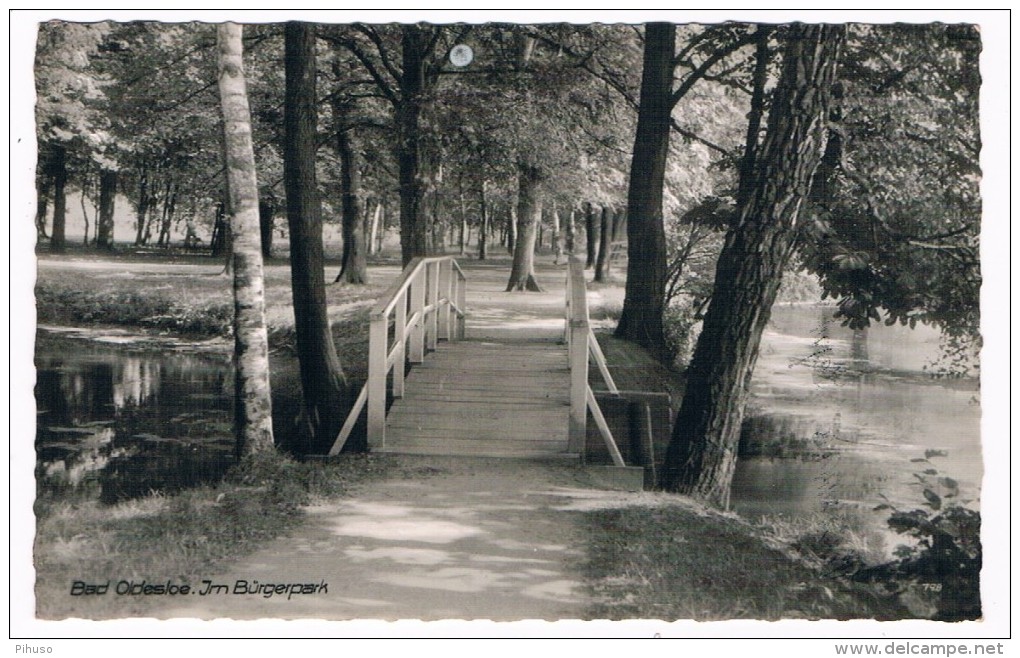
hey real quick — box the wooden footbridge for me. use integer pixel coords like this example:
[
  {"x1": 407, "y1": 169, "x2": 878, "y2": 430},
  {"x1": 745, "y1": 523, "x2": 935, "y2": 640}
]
[{"x1": 329, "y1": 256, "x2": 627, "y2": 468}]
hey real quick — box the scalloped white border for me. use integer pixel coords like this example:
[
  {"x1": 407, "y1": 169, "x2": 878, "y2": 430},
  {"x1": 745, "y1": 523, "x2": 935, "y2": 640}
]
[{"x1": 7, "y1": 7, "x2": 1012, "y2": 648}]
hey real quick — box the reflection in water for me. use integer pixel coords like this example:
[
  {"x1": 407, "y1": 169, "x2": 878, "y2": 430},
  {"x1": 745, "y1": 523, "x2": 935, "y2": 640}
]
[
  {"x1": 34, "y1": 331, "x2": 236, "y2": 503},
  {"x1": 731, "y1": 305, "x2": 981, "y2": 551}
]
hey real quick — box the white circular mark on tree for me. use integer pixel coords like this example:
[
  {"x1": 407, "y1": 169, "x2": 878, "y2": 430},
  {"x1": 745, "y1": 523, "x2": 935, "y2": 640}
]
[{"x1": 449, "y1": 44, "x2": 473, "y2": 67}]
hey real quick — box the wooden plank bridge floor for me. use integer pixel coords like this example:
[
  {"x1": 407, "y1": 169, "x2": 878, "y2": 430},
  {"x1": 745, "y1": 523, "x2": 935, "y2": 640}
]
[
  {"x1": 377, "y1": 339, "x2": 574, "y2": 458},
  {"x1": 372, "y1": 260, "x2": 579, "y2": 459}
]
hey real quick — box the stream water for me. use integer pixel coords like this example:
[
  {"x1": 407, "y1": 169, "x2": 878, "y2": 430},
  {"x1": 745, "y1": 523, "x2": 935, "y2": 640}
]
[
  {"x1": 730, "y1": 305, "x2": 981, "y2": 555},
  {"x1": 34, "y1": 329, "x2": 236, "y2": 504}
]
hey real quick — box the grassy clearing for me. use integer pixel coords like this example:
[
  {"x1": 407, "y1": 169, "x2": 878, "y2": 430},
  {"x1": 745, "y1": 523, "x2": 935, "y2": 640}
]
[
  {"x1": 35, "y1": 251, "x2": 395, "y2": 348},
  {"x1": 583, "y1": 503, "x2": 910, "y2": 621},
  {"x1": 34, "y1": 451, "x2": 394, "y2": 619}
]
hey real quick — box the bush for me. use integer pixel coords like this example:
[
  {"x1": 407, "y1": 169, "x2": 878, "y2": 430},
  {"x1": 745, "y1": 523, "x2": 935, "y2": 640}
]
[
  {"x1": 854, "y1": 461, "x2": 981, "y2": 620},
  {"x1": 663, "y1": 300, "x2": 701, "y2": 369}
]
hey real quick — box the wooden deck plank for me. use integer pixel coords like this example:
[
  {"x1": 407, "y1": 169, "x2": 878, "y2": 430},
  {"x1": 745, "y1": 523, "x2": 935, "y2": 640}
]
[{"x1": 380, "y1": 337, "x2": 572, "y2": 457}]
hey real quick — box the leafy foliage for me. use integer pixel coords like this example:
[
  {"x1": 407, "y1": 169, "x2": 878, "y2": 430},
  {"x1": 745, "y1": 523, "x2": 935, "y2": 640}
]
[
  {"x1": 800, "y1": 24, "x2": 981, "y2": 341},
  {"x1": 859, "y1": 459, "x2": 981, "y2": 621}
]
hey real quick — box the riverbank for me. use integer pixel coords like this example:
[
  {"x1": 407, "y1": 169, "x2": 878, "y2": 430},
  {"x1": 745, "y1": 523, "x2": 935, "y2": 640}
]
[{"x1": 34, "y1": 252, "x2": 399, "y2": 353}]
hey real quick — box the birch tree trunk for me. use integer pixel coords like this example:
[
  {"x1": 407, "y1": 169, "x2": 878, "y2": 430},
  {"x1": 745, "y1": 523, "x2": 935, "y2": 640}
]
[
  {"x1": 367, "y1": 198, "x2": 380, "y2": 255},
  {"x1": 216, "y1": 22, "x2": 275, "y2": 458}
]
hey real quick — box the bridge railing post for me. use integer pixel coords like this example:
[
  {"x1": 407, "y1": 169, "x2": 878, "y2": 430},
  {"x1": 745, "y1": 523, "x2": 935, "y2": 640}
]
[
  {"x1": 438, "y1": 259, "x2": 451, "y2": 341},
  {"x1": 409, "y1": 266, "x2": 426, "y2": 363},
  {"x1": 456, "y1": 263, "x2": 466, "y2": 340},
  {"x1": 392, "y1": 288, "x2": 407, "y2": 399},
  {"x1": 567, "y1": 260, "x2": 589, "y2": 455},
  {"x1": 331, "y1": 256, "x2": 467, "y2": 457},
  {"x1": 426, "y1": 260, "x2": 439, "y2": 351},
  {"x1": 367, "y1": 309, "x2": 389, "y2": 449}
]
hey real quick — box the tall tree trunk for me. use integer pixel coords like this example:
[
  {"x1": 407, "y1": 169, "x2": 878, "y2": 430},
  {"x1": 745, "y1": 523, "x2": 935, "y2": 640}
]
[
  {"x1": 96, "y1": 169, "x2": 117, "y2": 250},
  {"x1": 36, "y1": 166, "x2": 51, "y2": 241},
  {"x1": 507, "y1": 202, "x2": 517, "y2": 255},
  {"x1": 157, "y1": 179, "x2": 177, "y2": 247},
  {"x1": 505, "y1": 163, "x2": 543, "y2": 292},
  {"x1": 134, "y1": 168, "x2": 149, "y2": 247},
  {"x1": 376, "y1": 199, "x2": 387, "y2": 253},
  {"x1": 584, "y1": 201, "x2": 597, "y2": 269},
  {"x1": 613, "y1": 208, "x2": 627, "y2": 242},
  {"x1": 80, "y1": 183, "x2": 92, "y2": 246},
  {"x1": 458, "y1": 180, "x2": 468, "y2": 256},
  {"x1": 211, "y1": 201, "x2": 229, "y2": 257},
  {"x1": 614, "y1": 22, "x2": 674, "y2": 359},
  {"x1": 142, "y1": 179, "x2": 159, "y2": 246},
  {"x1": 594, "y1": 206, "x2": 614, "y2": 282},
  {"x1": 49, "y1": 144, "x2": 67, "y2": 253},
  {"x1": 258, "y1": 196, "x2": 274, "y2": 258},
  {"x1": 551, "y1": 202, "x2": 562, "y2": 264},
  {"x1": 397, "y1": 24, "x2": 429, "y2": 266},
  {"x1": 429, "y1": 184, "x2": 445, "y2": 254},
  {"x1": 478, "y1": 179, "x2": 489, "y2": 260},
  {"x1": 333, "y1": 97, "x2": 368, "y2": 285},
  {"x1": 216, "y1": 22, "x2": 275, "y2": 458},
  {"x1": 366, "y1": 197, "x2": 380, "y2": 255},
  {"x1": 565, "y1": 207, "x2": 575, "y2": 255},
  {"x1": 661, "y1": 24, "x2": 845, "y2": 507},
  {"x1": 736, "y1": 24, "x2": 773, "y2": 210},
  {"x1": 284, "y1": 21, "x2": 348, "y2": 453}
]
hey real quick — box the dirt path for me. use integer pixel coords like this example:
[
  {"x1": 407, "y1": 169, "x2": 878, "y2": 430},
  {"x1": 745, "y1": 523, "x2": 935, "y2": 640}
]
[{"x1": 159, "y1": 454, "x2": 656, "y2": 621}]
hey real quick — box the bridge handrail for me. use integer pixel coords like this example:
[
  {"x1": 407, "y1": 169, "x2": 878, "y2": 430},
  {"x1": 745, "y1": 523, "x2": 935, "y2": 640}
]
[
  {"x1": 565, "y1": 258, "x2": 625, "y2": 466},
  {"x1": 330, "y1": 256, "x2": 466, "y2": 455}
]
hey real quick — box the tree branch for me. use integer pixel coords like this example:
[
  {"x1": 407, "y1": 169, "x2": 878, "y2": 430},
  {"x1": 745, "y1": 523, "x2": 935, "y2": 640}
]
[
  {"x1": 670, "y1": 29, "x2": 758, "y2": 108},
  {"x1": 670, "y1": 118, "x2": 731, "y2": 156},
  {"x1": 352, "y1": 24, "x2": 402, "y2": 85},
  {"x1": 672, "y1": 26, "x2": 714, "y2": 67},
  {"x1": 320, "y1": 32, "x2": 399, "y2": 106}
]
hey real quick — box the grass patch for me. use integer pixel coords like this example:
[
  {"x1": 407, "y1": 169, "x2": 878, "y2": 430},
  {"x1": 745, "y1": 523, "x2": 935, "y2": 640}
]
[
  {"x1": 583, "y1": 503, "x2": 908, "y2": 621},
  {"x1": 35, "y1": 254, "x2": 394, "y2": 348},
  {"x1": 35, "y1": 280, "x2": 233, "y2": 336},
  {"x1": 34, "y1": 451, "x2": 393, "y2": 619}
]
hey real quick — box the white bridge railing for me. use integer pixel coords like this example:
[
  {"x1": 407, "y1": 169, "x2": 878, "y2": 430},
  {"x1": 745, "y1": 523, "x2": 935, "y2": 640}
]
[
  {"x1": 565, "y1": 258, "x2": 625, "y2": 466},
  {"x1": 329, "y1": 256, "x2": 466, "y2": 455}
]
